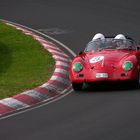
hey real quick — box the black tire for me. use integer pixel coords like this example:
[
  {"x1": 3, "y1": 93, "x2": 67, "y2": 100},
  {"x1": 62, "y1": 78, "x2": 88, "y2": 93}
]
[
  {"x1": 131, "y1": 79, "x2": 139, "y2": 88},
  {"x1": 72, "y1": 83, "x2": 83, "y2": 91}
]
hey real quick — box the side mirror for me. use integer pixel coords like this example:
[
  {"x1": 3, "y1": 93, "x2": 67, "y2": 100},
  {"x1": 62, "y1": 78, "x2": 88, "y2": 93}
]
[
  {"x1": 79, "y1": 51, "x2": 83, "y2": 55},
  {"x1": 137, "y1": 46, "x2": 140, "y2": 50}
]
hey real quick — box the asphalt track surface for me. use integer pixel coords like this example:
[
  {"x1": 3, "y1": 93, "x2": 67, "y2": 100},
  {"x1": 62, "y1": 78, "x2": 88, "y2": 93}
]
[{"x1": 0, "y1": 0, "x2": 140, "y2": 140}]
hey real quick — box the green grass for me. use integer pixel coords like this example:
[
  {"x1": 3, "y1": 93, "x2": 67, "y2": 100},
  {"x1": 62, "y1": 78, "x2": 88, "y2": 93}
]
[{"x1": 0, "y1": 22, "x2": 55, "y2": 99}]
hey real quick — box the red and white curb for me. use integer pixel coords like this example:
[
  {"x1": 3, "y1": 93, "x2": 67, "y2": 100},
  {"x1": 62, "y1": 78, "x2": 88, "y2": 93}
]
[{"x1": 0, "y1": 20, "x2": 72, "y2": 117}]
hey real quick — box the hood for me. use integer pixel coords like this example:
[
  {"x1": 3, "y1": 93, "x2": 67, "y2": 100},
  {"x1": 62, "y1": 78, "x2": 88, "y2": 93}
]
[{"x1": 84, "y1": 50, "x2": 132, "y2": 69}]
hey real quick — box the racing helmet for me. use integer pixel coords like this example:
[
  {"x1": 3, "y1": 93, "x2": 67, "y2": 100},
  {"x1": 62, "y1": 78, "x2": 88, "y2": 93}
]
[
  {"x1": 92, "y1": 33, "x2": 105, "y2": 41},
  {"x1": 114, "y1": 34, "x2": 126, "y2": 40}
]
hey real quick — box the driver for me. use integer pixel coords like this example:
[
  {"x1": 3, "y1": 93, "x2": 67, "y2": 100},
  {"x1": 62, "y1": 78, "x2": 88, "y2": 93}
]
[
  {"x1": 114, "y1": 34, "x2": 126, "y2": 49},
  {"x1": 91, "y1": 33, "x2": 105, "y2": 50}
]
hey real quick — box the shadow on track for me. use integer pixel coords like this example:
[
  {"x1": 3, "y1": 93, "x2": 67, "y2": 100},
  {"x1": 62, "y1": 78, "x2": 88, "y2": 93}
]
[{"x1": 74, "y1": 82, "x2": 140, "y2": 94}]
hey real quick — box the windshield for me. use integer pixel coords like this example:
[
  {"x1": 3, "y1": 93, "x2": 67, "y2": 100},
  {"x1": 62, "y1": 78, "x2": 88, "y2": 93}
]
[{"x1": 84, "y1": 38, "x2": 136, "y2": 52}]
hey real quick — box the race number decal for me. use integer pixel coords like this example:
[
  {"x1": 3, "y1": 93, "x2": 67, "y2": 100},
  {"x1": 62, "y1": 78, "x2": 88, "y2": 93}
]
[{"x1": 90, "y1": 56, "x2": 104, "y2": 63}]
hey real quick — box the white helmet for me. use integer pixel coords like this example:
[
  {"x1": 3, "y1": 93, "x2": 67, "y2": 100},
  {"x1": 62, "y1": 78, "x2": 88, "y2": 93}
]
[
  {"x1": 92, "y1": 33, "x2": 105, "y2": 41},
  {"x1": 114, "y1": 34, "x2": 126, "y2": 40}
]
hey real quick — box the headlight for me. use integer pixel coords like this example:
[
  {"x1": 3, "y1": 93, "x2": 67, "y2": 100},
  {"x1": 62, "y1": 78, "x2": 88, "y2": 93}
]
[
  {"x1": 122, "y1": 61, "x2": 133, "y2": 71},
  {"x1": 73, "y1": 62, "x2": 83, "y2": 72}
]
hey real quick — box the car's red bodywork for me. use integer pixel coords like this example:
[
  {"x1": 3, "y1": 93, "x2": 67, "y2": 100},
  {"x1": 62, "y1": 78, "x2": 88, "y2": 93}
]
[{"x1": 70, "y1": 37, "x2": 140, "y2": 90}]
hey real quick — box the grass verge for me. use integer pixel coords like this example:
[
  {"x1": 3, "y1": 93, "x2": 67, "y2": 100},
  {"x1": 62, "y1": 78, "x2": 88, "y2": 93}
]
[{"x1": 0, "y1": 22, "x2": 55, "y2": 99}]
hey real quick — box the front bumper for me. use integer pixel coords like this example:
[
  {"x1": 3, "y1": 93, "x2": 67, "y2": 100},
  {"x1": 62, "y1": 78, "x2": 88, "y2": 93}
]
[{"x1": 70, "y1": 68, "x2": 139, "y2": 83}]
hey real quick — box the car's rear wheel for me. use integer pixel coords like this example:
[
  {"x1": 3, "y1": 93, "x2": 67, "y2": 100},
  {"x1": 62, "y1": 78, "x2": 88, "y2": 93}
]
[{"x1": 72, "y1": 82, "x2": 83, "y2": 91}]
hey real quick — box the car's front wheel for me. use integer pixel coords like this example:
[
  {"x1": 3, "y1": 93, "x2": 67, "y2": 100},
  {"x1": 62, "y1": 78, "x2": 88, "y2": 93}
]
[
  {"x1": 72, "y1": 82, "x2": 83, "y2": 91},
  {"x1": 131, "y1": 79, "x2": 140, "y2": 88}
]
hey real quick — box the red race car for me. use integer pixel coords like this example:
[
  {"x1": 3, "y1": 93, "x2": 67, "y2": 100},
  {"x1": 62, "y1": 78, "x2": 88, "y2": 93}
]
[{"x1": 70, "y1": 34, "x2": 140, "y2": 91}]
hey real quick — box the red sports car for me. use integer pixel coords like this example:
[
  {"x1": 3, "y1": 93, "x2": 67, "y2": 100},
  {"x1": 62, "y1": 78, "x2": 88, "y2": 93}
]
[{"x1": 70, "y1": 36, "x2": 140, "y2": 90}]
